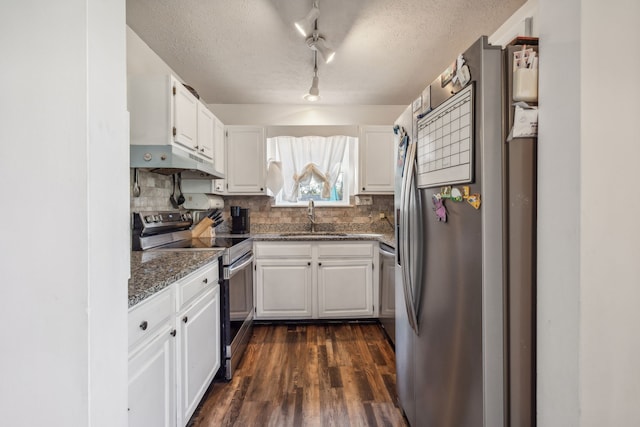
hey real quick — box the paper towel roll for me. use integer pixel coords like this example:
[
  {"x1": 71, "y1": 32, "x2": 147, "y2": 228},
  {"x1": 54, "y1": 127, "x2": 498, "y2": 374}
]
[{"x1": 183, "y1": 194, "x2": 224, "y2": 210}]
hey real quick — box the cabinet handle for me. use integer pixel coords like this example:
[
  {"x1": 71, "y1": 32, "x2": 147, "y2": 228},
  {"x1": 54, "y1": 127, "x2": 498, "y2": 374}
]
[
  {"x1": 139, "y1": 321, "x2": 148, "y2": 331},
  {"x1": 170, "y1": 329, "x2": 176, "y2": 337},
  {"x1": 203, "y1": 278, "x2": 208, "y2": 284},
  {"x1": 183, "y1": 316, "x2": 188, "y2": 324}
]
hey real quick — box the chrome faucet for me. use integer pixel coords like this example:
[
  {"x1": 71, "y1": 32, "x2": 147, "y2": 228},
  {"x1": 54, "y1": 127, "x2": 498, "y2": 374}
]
[{"x1": 308, "y1": 200, "x2": 316, "y2": 233}]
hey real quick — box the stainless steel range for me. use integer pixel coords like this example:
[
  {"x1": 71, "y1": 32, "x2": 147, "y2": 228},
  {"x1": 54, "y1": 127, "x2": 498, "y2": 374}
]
[{"x1": 132, "y1": 211, "x2": 254, "y2": 380}]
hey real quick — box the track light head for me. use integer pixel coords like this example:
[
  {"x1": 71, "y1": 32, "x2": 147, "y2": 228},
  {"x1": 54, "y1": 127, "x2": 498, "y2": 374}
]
[
  {"x1": 294, "y1": 4, "x2": 320, "y2": 37},
  {"x1": 306, "y1": 36, "x2": 335, "y2": 64},
  {"x1": 304, "y1": 75, "x2": 320, "y2": 101},
  {"x1": 304, "y1": 53, "x2": 321, "y2": 102}
]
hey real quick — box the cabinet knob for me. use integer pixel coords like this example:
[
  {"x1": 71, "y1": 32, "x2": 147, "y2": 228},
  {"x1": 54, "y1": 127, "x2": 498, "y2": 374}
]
[
  {"x1": 318, "y1": 262, "x2": 322, "y2": 266},
  {"x1": 362, "y1": 187, "x2": 366, "y2": 191},
  {"x1": 260, "y1": 187, "x2": 264, "y2": 191},
  {"x1": 182, "y1": 316, "x2": 188, "y2": 323},
  {"x1": 170, "y1": 329, "x2": 177, "y2": 337},
  {"x1": 139, "y1": 321, "x2": 148, "y2": 331},
  {"x1": 307, "y1": 262, "x2": 311, "y2": 266},
  {"x1": 203, "y1": 278, "x2": 208, "y2": 284}
]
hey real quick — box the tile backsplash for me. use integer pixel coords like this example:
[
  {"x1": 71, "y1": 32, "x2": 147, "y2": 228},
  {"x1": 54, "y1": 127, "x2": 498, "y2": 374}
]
[
  {"x1": 130, "y1": 170, "x2": 395, "y2": 234},
  {"x1": 130, "y1": 169, "x2": 175, "y2": 211},
  {"x1": 220, "y1": 195, "x2": 395, "y2": 234}
]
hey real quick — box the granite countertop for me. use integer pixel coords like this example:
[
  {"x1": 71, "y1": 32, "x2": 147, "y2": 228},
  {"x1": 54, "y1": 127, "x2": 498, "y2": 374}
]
[
  {"x1": 129, "y1": 232, "x2": 395, "y2": 308},
  {"x1": 128, "y1": 249, "x2": 224, "y2": 308},
  {"x1": 251, "y1": 232, "x2": 395, "y2": 249}
]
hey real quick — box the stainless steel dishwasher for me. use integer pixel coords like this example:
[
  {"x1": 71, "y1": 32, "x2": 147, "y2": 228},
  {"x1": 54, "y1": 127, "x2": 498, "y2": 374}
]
[{"x1": 379, "y1": 242, "x2": 396, "y2": 345}]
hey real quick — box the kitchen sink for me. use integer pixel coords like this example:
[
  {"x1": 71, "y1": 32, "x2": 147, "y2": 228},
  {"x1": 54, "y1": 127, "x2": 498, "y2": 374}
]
[{"x1": 279, "y1": 232, "x2": 348, "y2": 237}]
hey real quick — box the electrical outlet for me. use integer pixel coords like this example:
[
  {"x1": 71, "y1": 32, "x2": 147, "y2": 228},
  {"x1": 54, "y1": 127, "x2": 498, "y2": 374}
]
[{"x1": 379, "y1": 212, "x2": 385, "y2": 219}]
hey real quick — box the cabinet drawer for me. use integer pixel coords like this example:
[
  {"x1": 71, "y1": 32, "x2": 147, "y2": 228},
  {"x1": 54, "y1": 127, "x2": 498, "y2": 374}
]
[
  {"x1": 177, "y1": 263, "x2": 218, "y2": 310},
  {"x1": 255, "y1": 242, "x2": 313, "y2": 258},
  {"x1": 128, "y1": 287, "x2": 174, "y2": 349},
  {"x1": 317, "y1": 243, "x2": 374, "y2": 258}
]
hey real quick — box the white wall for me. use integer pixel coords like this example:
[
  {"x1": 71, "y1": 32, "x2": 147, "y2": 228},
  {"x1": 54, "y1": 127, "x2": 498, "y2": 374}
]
[
  {"x1": 489, "y1": 0, "x2": 539, "y2": 46},
  {"x1": 0, "y1": 1, "x2": 129, "y2": 426},
  {"x1": 580, "y1": 1, "x2": 640, "y2": 425},
  {"x1": 127, "y1": 26, "x2": 185, "y2": 80},
  {"x1": 208, "y1": 104, "x2": 407, "y2": 126},
  {"x1": 537, "y1": 0, "x2": 582, "y2": 424},
  {"x1": 538, "y1": 0, "x2": 640, "y2": 425}
]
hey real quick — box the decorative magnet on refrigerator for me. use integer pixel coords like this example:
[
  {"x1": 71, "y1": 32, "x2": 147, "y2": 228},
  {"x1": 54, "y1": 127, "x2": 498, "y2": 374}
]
[
  {"x1": 466, "y1": 194, "x2": 481, "y2": 209},
  {"x1": 432, "y1": 194, "x2": 448, "y2": 222}
]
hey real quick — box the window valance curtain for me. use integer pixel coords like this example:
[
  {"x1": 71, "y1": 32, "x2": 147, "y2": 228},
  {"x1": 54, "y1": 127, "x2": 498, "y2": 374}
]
[{"x1": 273, "y1": 135, "x2": 349, "y2": 202}]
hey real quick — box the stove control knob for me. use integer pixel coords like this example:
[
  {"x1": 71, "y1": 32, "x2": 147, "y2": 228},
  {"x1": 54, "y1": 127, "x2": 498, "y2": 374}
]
[
  {"x1": 144, "y1": 215, "x2": 153, "y2": 223},
  {"x1": 156, "y1": 215, "x2": 163, "y2": 222}
]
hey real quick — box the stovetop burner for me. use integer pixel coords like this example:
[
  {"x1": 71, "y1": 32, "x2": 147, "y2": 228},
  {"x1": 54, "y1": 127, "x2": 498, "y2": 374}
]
[
  {"x1": 132, "y1": 211, "x2": 251, "y2": 265},
  {"x1": 157, "y1": 236, "x2": 249, "y2": 250}
]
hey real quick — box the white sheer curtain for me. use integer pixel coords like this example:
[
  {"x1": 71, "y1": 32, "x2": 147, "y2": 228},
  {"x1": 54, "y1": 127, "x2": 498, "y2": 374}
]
[{"x1": 273, "y1": 135, "x2": 349, "y2": 202}]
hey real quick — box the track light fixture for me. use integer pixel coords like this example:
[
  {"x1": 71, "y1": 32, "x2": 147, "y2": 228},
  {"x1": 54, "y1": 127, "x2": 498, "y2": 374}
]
[
  {"x1": 294, "y1": 1, "x2": 320, "y2": 37},
  {"x1": 296, "y1": 0, "x2": 335, "y2": 101},
  {"x1": 304, "y1": 52, "x2": 321, "y2": 102}
]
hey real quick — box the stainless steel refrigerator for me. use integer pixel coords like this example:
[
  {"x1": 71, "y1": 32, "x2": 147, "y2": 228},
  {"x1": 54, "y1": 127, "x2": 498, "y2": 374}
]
[{"x1": 394, "y1": 36, "x2": 536, "y2": 427}]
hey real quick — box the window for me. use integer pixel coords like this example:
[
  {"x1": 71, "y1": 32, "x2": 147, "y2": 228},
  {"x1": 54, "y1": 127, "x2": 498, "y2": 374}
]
[{"x1": 266, "y1": 135, "x2": 356, "y2": 207}]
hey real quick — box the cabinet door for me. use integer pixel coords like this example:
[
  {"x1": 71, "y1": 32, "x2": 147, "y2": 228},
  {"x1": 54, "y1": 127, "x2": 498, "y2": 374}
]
[
  {"x1": 256, "y1": 259, "x2": 313, "y2": 319},
  {"x1": 213, "y1": 117, "x2": 226, "y2": 194},
  {"x1": 196, "y1": 103, "x2": 214, "y2": 159},
  {"x1": 358, "y1": 126, "x2": 395, "y2": 194},
  {"x1": 128, "y1": 324, "x2": 176, "y2": 427},
  {"x1": 379, "y1": 254, "x2": 396, "y2": 319},
  {"x1": 177, "y1": 286, "x2": 220, "y2": 426},
  {"x1": 173, "y1": 80, "x2": 198, "y2": 151},
  {"x1": 317, "y1": 259, "x2": 374, "y2": 318},
  {"x1": 226, "y1": 126, "x2": 265, "y2": 194}
]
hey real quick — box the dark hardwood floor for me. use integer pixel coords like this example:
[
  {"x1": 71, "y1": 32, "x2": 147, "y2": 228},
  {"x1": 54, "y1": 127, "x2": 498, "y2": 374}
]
[{"x1": 190, "y1": 323, "x2": 408, "y2": 427}]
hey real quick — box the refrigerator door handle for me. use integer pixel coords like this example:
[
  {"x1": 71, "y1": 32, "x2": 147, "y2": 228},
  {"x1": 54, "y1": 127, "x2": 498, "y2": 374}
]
[{"x1": 400, "y1": 141, "x2": 420, "y2": 334}]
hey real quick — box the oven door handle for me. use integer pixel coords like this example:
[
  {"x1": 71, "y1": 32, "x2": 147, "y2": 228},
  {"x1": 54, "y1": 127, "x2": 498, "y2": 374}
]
[
  {"x1": 378, "y1": 246, "x2": 396, "y2": 258},
  {"x1": 226, "y1": 253, "x2": 254, "y2": 279}
]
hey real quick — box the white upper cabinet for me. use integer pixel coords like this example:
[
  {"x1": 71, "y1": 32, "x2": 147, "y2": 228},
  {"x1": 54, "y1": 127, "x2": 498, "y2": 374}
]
[
  {"x1": 356, "y1": 125, "x2": 395, "y2": 194},
  {"x1": 173, "y1": 80, "x2": 198, "y2": 151},
  {"x1": 196, "y1": 103, "x2": 214, "y2": 160},
  {"x1": 213, "y1": 117, "x2": 226, "y2": 194},
  {"x1": 225, "y1": 126, "x2": 266, "y2": 194},
  {"x1": 129, "y1": 74, "x2": 220, "y2": 168}
]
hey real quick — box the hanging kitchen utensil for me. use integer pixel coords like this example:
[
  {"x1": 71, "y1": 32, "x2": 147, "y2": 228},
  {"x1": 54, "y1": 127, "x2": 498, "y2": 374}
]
[
  {"x1": 177, "y1": 173, "x2": 185, "y2": 206},
  {"x1": 132, "y1": 168, "x2": 141, "y2": 198},
  {"x1": 170, "y1": 174, "x2": 179, "y2": 208}
]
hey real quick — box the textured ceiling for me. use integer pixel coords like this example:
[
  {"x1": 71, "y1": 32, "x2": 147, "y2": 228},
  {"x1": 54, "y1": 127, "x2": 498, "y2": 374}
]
[{"x1": 126, "y1": 0, "x2": 525, "y2": 105}]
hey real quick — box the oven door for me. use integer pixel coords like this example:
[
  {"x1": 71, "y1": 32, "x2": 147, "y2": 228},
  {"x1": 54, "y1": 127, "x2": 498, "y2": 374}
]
[{"x1": 223, "y1": 251, "x2": 254, "y2": 379}]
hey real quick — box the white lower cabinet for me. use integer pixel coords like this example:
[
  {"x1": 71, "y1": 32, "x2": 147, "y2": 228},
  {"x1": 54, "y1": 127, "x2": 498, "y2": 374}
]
[
  {"x1": 177, "y1": 285, "x2": 220, "y2": 425},
  {"x1": 128, "y1": 321, "x2": 176, "y2": 427},
  {"x1": 254, "y1": 241, "x2": 378, "y2": 320},
  {"x1": 128, "y1": 261, "x2": 220, "y2": 427},
  {"x1": 317, "y1": 259, "x2": 374, "y2": 318},
  {"x1": 256, "y1": 259, "x2": 313, "y2": 319}
]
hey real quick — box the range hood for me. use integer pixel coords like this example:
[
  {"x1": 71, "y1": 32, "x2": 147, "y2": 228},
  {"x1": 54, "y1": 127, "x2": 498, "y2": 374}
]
[{"x1": 130, "y1": 145, "x2": 224, "y2": 179}]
